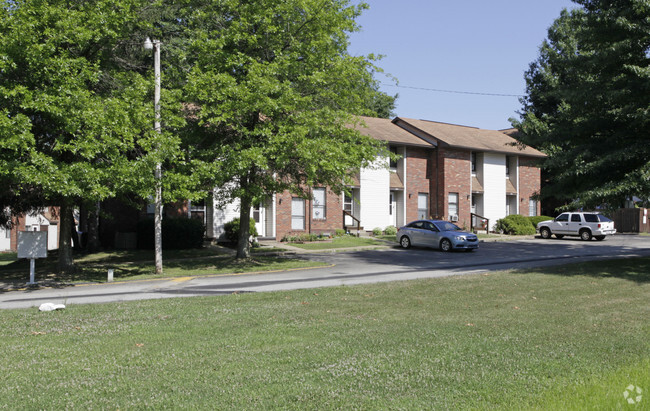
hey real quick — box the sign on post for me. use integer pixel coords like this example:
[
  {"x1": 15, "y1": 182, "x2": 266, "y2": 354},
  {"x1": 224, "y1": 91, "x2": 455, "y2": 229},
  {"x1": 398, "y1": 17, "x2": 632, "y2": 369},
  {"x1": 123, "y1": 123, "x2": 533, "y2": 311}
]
[{"x1": 17, "y1": 231, "x2": 48, "y2": 285}]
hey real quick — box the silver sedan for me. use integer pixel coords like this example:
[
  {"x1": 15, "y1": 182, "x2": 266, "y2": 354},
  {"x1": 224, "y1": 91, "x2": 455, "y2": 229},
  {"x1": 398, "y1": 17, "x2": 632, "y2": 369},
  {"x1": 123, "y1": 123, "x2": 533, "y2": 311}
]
[{"x1": 396, "y1": 220, "x2": 479, "y2": 252}]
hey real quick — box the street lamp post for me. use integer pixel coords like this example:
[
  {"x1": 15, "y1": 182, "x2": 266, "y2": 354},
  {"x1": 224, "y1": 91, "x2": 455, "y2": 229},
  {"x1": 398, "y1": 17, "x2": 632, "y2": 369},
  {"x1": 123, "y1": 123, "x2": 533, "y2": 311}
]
[{"x1": 145, "y1": 37, "x2": 163, "y2": 275}]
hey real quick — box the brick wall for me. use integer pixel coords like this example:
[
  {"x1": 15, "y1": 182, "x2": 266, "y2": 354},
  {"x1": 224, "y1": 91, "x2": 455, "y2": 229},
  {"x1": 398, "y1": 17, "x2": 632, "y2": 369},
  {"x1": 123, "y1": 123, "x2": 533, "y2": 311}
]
[
  {"x1": 9, "y1": 215, "x2": 26, "y2": 251},
  {"x1": 405, "y1": 147, "x2": 431, "y2": 222},
  {"x1": 518, "y1": 157, "x2": 542, "y2": 216},
  {"x1": 275, "y1": 188, "x2": 343, "y2": 240},
  {"x1": 439, "y1": 148, "x2": 472, "y2": 228}
]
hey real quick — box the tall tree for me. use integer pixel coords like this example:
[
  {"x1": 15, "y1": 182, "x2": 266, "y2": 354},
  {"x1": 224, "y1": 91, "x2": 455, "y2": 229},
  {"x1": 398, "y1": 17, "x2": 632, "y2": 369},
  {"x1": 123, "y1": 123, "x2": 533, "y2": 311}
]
[
  {"x1": 513, "y1": 0, "x2": 650, "y2": 210},
  {"x1": 184, "y1": 0, "x2": 388, "y2": 259},
  {"x1": 0, "y1": 0, "x2": 174, "y2": 272}
]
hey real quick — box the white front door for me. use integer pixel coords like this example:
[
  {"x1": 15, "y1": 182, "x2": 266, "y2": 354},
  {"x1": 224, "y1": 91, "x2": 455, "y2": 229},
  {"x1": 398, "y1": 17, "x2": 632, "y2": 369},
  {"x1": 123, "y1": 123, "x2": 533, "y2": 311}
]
[
  {"x1": 253, "y1": 203, "x2": 265, "y2": 237},
  {"x1": 390, "y1": 192, "x2": 397, "y2": 227}
]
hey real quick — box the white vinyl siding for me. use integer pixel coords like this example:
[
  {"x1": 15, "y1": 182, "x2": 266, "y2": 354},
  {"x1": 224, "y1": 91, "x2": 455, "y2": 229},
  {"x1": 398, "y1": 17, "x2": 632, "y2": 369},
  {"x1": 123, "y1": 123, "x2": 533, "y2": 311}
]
[
  {"x1": 359, "y1": 155, "x2": 391, "y2": 229},
  {"x1": 483, "y1": 153, "x2": 507, "y2": 230}
]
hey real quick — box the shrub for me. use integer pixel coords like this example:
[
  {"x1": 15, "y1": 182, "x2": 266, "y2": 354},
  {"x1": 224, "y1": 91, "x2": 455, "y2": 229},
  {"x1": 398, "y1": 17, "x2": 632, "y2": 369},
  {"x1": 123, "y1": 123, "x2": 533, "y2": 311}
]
[
  {"x1": 494, "y1": 214, "x2": 536, "y2": 235},
  {"x1": 281, "y1": 233, "x2": 322, "y2": 243},
  {"x1": 384, "y1": 225, "x2": 397, "y2": 236},
  {"x1": 372, "y1": 227, "x2": 383, "y2": 236},
  {"x1": 334, "y1": 228, "x2": 346, "y2": 237},
  {"x1": 528, "y1": 215, "x2": 553, "y2": 228},
  {"x1": 223, "y1": 218, "x2": 258, "y2": 244},
  {"x1": 137, "y1": 217, "x2": 205, "y2": 249}
]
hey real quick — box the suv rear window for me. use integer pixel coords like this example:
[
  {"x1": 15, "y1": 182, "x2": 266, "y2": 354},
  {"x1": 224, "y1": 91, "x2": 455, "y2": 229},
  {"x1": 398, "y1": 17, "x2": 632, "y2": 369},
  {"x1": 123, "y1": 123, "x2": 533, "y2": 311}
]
[
  {"x1": 583, "y1": 214, "x2": 599, "y2": 223},
  {"x1": 584, "y1": 214, "x2": 612, "y2": 223}
]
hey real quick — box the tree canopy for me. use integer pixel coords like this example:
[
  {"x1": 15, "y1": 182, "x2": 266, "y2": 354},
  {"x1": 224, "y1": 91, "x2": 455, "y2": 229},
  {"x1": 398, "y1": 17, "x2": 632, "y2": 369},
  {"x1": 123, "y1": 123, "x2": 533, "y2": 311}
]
[
  {"x1": 513, "y1": 0, "x2": 650, "y2": 210},
  {"x1": 1, "y1": 0, "x2": 393, "y2": 265},
  {"x1": 183, "y1": 0, "x2": 389, "y2": 258},
  {"x1": 0, "y1": 0, "x2": 177, "y2": 270}
]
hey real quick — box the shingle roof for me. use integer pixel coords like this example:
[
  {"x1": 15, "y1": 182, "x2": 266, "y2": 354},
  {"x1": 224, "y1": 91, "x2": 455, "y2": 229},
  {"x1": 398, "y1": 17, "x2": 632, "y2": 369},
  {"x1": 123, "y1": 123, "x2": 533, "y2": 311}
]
[
  {"x1": 393, "y1": 117, "x2": 546, "y2": 158},
  {"x1": 354, "y1": 116, "x2": 432, "y2": 147}
]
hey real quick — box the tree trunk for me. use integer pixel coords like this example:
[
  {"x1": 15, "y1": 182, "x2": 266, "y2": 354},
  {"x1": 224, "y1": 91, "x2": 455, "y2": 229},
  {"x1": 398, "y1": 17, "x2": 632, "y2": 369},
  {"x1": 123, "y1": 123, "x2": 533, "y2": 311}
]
[
  {"x1": 57, "y1": 202, "x2": 75, "y2": 273},
  {"x1": 236, "y1": 196, "x2": 252, "y2": 259},
  {"x1": 86, "y1": 202, "x2": 101, "y2": 252}
]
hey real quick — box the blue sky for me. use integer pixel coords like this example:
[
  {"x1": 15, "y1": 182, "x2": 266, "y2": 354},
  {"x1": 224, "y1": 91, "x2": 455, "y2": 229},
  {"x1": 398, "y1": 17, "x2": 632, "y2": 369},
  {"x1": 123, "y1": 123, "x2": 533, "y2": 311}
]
[{"x1": 348, "y1": 0, "x2": 577, "y2": 130}]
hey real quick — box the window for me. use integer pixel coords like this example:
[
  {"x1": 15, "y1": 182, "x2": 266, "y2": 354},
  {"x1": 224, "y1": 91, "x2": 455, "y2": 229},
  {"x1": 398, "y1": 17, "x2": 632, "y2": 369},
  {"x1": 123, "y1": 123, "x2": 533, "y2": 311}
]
[
  {"x1": 344, "y1": 192, "x2": 353, "y2": 214},
  {"x1": 448, "y1": 193, "x2": 459, "y2": 218},
  {"x1": 389, "y1": 146, "x2": 398, "y2": 169},
  {"x1": 291, "y1": 198, "x2": 305, "y2": 230},
  {"x1": 556, "y1": 213, "x2": 569, "y2": 222},
  {"x1": 528, "y1": 198, "x2": 537, "y2": 216},
  {"x1": 571, "y1": 214, "x2": 582, "y2": 222},
  {"x1": 252, "y1": 204, "x2": 261, "y2": 223},
  {"x1": 418, "y1": 193, "x2": 429, "y2": 220},
  {"x1": 505, "y1": 155, "x2": 511, "y2": 176},
  {"x1": 312, "y1": 188, "x2": 326, "y2": 220},
  {"x1": 471, "y1": 152, "x2": 477, "y2": 174}
]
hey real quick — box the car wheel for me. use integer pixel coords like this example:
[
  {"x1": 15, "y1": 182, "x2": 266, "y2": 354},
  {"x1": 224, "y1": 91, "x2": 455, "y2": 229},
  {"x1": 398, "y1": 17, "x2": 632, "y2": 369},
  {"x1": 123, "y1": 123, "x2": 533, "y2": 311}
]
[
  {"x1": 400, "y1": 236, "x2": 411, "y2": 249},
  {"x1": 540, "y1": 227, "x2": 552, "y2": 239},
  {"x1": 595, "y1": 235, "x2": 606, "y2": 241},
  {"x1": 440, "y1": 238, "x2": 452, "y2": 252},
  {"x1": 580, "y1": 229, "x2": 592, "y2": 241},
  {"x1": 555, "y1": 234, "x2": 564, "y2": 239}
]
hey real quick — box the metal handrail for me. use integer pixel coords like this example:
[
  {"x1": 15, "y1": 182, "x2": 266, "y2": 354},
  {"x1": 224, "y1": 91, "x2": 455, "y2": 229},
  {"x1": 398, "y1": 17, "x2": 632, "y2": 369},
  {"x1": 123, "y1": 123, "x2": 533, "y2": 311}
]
[
  {"x1": 343, "y1": 210, "x2": 361, "y2": 236},
  {"x1": 470, "y1": 213, "x2": 489, "y2": 233}
]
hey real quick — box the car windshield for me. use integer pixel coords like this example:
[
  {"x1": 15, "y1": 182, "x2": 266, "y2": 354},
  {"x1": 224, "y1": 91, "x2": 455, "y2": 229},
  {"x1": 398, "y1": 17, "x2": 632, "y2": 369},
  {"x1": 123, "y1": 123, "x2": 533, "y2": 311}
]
[{"x1": 435, "y1": 222, "x2": 462, "y2": 231}]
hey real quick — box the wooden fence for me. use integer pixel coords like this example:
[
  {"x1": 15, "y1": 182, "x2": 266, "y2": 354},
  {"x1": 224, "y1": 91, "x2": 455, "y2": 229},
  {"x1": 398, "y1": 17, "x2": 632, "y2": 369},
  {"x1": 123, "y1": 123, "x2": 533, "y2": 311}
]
[{"x1": 611, "y1": 208, "x2": 650, "y2": 233}]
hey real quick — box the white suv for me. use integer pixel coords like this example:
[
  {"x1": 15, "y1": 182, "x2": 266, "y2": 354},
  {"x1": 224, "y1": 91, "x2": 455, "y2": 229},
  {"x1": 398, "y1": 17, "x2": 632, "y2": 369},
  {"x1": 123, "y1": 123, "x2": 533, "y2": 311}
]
[{"x1": 537, "y1": 212, "x2": 616, "y2": 241}]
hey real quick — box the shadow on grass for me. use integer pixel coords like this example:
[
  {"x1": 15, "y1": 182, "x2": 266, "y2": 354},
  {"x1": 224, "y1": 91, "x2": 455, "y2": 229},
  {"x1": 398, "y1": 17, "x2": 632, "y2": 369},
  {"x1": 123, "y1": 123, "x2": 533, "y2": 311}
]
[
  {"x1": 516, "y1": 256, "x2": 650, "y2": 284},
  {"x1": 0, "y1": 248, "x2": 234, "y2": 285}
]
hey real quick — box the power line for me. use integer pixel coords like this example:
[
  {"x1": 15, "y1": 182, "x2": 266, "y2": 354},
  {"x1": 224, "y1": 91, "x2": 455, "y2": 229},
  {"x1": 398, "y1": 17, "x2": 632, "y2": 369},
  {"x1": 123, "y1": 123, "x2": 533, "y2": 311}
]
[{"x1": 380, "y1": 83, "x2": 525, "y2": 98}]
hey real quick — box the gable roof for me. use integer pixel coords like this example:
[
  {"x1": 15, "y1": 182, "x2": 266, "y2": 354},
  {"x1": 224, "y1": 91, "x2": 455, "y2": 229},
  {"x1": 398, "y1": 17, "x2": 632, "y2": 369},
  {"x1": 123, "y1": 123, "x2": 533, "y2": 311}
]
[
  {"x1": 392, "y1": 117, "x2": 546, "y2": 158},
  {"x1": 354, "y1": 116, "x2": 432, "y2": 147}
]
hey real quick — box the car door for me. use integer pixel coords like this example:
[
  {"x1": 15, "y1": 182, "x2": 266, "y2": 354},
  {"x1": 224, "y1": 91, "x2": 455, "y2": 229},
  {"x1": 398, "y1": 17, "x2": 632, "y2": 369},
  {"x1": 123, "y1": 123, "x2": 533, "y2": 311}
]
[
  {"x1": 422, "y1": 221, "x2": 441, "y2": 248},
  {"x1": 566, "y1": 213, "x2": 583, "y2": 236},
  {"x1": 407, "y1": 221, "x2": 425, "y2": 245},
  {"x1": 552, "y1": 213, "x2": 570, "y2": 234}
]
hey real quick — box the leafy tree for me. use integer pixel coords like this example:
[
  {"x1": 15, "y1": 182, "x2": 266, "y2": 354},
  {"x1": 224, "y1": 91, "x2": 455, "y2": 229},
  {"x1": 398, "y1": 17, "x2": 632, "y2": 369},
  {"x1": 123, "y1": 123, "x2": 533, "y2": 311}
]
[
  {"x1": 513, "y1": 0, "x2": 650, "y2": 210},
  {"x1": 183, "y1": 0, "x2": 388, "y2": 259},
  {"x1": 0, "y1": 0, "x2": 177, "y2": 272}
]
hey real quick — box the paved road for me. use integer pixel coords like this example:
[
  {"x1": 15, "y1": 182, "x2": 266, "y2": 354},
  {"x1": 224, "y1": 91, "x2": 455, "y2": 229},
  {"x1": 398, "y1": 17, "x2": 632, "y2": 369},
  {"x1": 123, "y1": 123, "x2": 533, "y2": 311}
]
[{"x1": 2, "y1": 235, "x2": 649, "y2": 309}]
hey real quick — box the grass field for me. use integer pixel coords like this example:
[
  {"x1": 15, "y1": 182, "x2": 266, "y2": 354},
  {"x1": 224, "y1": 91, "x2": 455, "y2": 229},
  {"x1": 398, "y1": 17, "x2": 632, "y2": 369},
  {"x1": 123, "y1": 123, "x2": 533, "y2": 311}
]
[{"x1": 1, "y1": 257, "x2": 648, "y2": 409}]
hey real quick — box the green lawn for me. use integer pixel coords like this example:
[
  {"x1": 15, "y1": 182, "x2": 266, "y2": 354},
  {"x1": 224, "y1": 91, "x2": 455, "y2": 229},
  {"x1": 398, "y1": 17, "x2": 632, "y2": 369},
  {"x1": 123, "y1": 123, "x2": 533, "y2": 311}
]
[
  {"x1": 1, "y1": 257, "x2": 648, "y2": 409},
  {"x1": 288, "y1": 235, "x2": 387, "y2": 250},
  {"x1": 0, "y1": 248, "x2": 325, "y2": 285}
]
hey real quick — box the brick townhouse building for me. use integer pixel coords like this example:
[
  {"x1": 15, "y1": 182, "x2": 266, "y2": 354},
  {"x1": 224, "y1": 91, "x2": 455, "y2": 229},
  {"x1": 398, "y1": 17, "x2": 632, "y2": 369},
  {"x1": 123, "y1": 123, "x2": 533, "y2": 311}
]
[{"x1": 202, "y1": 116, "x2": 545, "y2": 241}]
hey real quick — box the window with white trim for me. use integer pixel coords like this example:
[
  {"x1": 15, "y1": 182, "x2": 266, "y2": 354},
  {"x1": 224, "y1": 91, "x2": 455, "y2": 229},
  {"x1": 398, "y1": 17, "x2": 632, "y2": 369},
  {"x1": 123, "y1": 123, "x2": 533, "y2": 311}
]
[
  {"x1": 529, "y1": 198, "x2": 538, "y2": 216},
  {"x1": 417, "y1": 193, "x2": 428, "y2": 220},
  {"x1": 291, "y1": 198, "x2": 305, "y2": 230},
  {"x1": 312, "y1": 188, "x2": 326, "y2": 220},
  {"x1": 448, "y1": 192, "x2": 459, "y2": 218}
]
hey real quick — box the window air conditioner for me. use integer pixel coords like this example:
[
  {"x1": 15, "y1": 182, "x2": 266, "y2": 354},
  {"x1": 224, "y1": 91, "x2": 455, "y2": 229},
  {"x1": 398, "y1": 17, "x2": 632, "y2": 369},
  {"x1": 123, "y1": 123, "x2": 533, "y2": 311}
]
[{"x1": 451, "y1": 215, "x2": 459, "y2": 222}]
